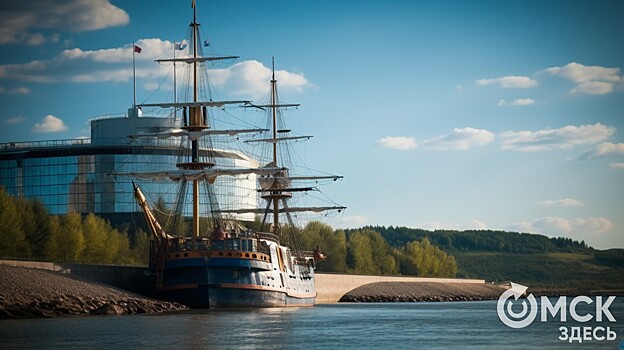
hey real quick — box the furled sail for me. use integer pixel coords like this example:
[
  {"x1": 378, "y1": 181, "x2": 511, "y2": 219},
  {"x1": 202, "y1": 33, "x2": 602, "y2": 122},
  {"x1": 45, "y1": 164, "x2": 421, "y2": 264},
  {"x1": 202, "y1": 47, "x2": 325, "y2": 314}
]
[
  {"x1": 215, "y1": 206, "x2": 346, "y2": 214},
  {"x1": 129, "y1": 128, "x2": 267, "y2": 141},
  {"x1": 113, "y1": 167, "x2": 283, "y2": 184}
]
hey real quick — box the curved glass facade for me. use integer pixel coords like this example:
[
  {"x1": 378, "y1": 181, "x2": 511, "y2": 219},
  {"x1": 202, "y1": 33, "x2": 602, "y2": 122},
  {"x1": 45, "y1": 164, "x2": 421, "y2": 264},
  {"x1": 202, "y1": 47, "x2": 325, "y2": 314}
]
[{"x1": 0, "y1": 115, "x2": 258, "y2": 223}]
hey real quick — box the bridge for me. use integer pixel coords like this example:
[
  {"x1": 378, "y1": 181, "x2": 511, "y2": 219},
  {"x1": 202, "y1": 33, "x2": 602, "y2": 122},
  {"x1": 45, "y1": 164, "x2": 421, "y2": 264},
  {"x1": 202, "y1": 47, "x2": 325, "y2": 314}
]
[{"x1": 1, "y1": 260, "x2": 486, "y2": 303}]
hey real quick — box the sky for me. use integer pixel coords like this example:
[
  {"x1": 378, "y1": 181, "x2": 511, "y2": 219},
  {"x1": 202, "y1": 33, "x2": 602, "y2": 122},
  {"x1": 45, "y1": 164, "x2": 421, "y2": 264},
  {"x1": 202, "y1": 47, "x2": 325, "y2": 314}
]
[{"x1": 0, "y1": 0, "x2": 622, "y2": 249}]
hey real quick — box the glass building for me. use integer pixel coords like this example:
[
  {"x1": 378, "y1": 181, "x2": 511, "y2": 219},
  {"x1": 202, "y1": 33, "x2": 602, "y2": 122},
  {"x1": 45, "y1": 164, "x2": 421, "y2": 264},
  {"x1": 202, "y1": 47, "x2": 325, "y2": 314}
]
[{"x1": 0, "y1": 108, "x2": 258, "y2": 225}]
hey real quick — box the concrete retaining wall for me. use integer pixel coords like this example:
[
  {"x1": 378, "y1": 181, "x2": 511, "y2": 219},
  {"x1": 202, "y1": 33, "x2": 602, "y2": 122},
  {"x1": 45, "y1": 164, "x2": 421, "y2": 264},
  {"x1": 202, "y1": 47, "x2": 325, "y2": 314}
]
[{"x1": 315, "y1": 273, "x2": 485, "y2": 303}]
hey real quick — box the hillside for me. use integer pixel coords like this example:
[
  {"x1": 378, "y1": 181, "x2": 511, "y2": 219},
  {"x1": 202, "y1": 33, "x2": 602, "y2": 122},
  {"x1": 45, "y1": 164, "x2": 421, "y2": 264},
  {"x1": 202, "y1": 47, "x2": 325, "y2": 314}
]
[{"x1": 360, "y1": 226, "x2": 624, "y2": 292}]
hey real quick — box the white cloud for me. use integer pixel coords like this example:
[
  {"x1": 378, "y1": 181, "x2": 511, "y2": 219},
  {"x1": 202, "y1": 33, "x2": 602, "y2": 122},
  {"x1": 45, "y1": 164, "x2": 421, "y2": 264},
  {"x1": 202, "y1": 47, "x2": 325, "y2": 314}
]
[
  {"x1": 475, "y1": 75, "x2": 538, "y2": 88},
  {"x1": 497, "y1": 98, "x2": 534, "y2": 107},
  {"x1": 32, "y1": 115, "x2": 68, "y2": 133},
  {"x1": 0, "y1": 0, "x2": 129, "y2": 45},
  {"x1": 545, "y1": 62, "x2": 621, "y2": 95},
  {"x1": 0, "y1": 86, "x2": 30, "y2": 94},
  {"x1": 378, "y1": 128, "x2": 495, "y2": 151},
  {"x1": 571, "y1": 81, "x2": 614, "y2": 95},
  {"x1": 0, "y1": 44, "x2": 311, "y2": 99},
  {"x1": 0, "y1": 39, "x2": 169, "y2": 83},
  {"x1": 610, "y1": 163, "x2": 624, "y2": 170},
  {"x1": 539, "y1": 199, "x2": 585, "y2": 207},
  {"x1": 419, "y1": 127, "x2": 494, "y2": 150},
  {"x1": 376, "y1": 136, "x2": 417, "y2": 150},
  {"x1": 210, "y1": 60, "x2": 311, "y2": 99},
  {"x1": 579, "y1": 142, "x2": 624, "y2": 159},
  {"x1": 507, "y1": 217, "x2": 613, "y2": 239},
  {"x1": 5, "y1": 116, "x2": 26, "y2": 124},
  {"x1": 500, "y1": 123, "x2": 615, "y2": 152}
]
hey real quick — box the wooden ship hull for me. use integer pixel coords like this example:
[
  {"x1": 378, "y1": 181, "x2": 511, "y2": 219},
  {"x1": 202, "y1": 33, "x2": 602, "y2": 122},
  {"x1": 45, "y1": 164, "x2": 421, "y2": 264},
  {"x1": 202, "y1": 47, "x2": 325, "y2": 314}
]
[{"x1": 147, "y1": 236, "x2": 316, "y2": 308}]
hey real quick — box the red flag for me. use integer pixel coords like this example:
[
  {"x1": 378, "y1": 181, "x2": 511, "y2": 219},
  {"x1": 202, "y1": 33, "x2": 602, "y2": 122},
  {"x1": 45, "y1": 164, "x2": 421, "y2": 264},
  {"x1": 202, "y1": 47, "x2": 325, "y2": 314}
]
[{"x1": 134, "y1": 45, "x2": 142, "y2": 53}]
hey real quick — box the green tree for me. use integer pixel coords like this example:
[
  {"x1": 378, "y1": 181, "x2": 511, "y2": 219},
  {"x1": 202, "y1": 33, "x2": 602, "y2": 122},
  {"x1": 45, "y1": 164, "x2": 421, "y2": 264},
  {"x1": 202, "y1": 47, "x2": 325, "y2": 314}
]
[
  {"x1": 131, "y1": 228, "x2": 151, "y2": 264},
  {"x1": 346, "y1": 230, "x2": 377, "y2": 274},
  {"x1": 82, "y1": 213, "x2": 109, "y2": 263},
  {"x1": 58, "y1": 212, "x2": 85, "y2": 262},
  {"x1": 401, "y1": 237, "x2": 457, "y2": 277},
  {"x1": 107, "y1": 227, "x2": 131, "y2": 264},
  {"x1": 44, "y1": 215, "x2": 63, "y2": 261},
  {"x1": 367, "y1": 229, "x2": 398, "y2": 274},
  {"x1": 0, "y1": 188, "x2": 31, "y2": 258},
  {"x1": 21, "y1": 199, "x2": 51, "y2": 259},
  {"x1": 319, "y1": 229, "x2": 348, "y2": 273},
  {"x1": 300, "y1": 221, "x2": 348, "y2": 273}
]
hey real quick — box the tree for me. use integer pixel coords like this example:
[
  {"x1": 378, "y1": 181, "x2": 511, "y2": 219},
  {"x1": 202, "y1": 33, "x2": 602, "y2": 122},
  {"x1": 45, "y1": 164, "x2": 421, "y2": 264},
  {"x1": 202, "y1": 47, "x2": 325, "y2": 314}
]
[
  {"x1": 106, "y1": 227, "x2": 131, "y2": 264},
  {"x1": 367, "y1": 229, "x2": 398, "y2": 274},
  {"x1": 319, "y1": 229, "x2": 348, "y2": 273},
  {"x1": 21, "y1": 199, "x2": 51, "y2": 259},
  {"x1": 301, "y1": 221, "x2": 348, "y2": 273},
  {"x1": 82, "y1": 213, "x2": 109, "y2": 263},
  {"x1": 400, "y1": 237, "x2": 457, "y2": 277},
  {"x1": 346, "y1": 230, "x2": 377, "y2": 274},
  {"x1": 0, "y1": 187, "x2": 31, "y2": 258},
  {"x1": 131, "y1": 228, "x2": 151, "y2": 265},
  {"x1": 44, "y1": 215, "x2": 63, "y2": 261},
  {"x1": 58, "y1": 212, "x2": 85, "y2": 262}
]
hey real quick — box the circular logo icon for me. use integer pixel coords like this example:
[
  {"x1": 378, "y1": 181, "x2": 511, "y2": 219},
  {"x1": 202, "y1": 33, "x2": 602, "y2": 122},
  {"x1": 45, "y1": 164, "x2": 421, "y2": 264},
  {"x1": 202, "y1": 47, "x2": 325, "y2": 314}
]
[{"x1": 497, "y1": 284, "x2": 538, "y2": 329}]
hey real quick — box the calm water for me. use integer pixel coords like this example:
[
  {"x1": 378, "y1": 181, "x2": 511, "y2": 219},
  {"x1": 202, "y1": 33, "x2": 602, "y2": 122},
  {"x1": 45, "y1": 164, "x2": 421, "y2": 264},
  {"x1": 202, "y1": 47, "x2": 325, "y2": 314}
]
[{"x1": 2, "y1": 300, "x2": 623, "y2": 349}]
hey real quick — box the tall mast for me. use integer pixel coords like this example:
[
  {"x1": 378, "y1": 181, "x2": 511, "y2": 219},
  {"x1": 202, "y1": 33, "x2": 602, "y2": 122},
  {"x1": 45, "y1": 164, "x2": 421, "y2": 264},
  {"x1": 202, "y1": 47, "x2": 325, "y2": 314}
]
[
  {"x1": 173, "y1": 43, "x2": 177, "y2": 120},
  {"x1": 270, "y1": 58, "x2": 280, "y2": 233},
  {"x1": 191, "y1": 0, "x2": 200, "y2": 237}
]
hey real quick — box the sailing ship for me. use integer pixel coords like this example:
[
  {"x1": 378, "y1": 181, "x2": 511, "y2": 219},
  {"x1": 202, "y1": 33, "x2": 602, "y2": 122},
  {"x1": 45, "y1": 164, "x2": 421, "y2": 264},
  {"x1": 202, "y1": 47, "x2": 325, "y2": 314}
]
[{"x1": 121, "y1": 2, "x2": 345, "y2": 308}]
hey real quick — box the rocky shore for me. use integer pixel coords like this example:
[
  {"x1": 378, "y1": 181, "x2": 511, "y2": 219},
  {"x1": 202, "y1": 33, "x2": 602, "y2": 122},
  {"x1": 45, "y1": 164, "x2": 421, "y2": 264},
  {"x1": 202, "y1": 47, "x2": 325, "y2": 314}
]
[
  {"x1": 339, "y1": 282, "x2": 505, "y2": 302},
  {"x1": 0, "y1": 266, "x2": 188, "y2": 319}
]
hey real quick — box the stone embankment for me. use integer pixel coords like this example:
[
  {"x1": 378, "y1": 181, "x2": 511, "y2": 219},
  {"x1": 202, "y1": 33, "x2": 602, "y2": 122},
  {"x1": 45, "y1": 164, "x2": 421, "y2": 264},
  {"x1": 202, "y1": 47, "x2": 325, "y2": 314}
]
[
  {"x1": 340, "y1": 281, "x2": 505, "y2": 302},
  {"x1": 0, "y1": 265, "x2": 187, "y2": 319}
]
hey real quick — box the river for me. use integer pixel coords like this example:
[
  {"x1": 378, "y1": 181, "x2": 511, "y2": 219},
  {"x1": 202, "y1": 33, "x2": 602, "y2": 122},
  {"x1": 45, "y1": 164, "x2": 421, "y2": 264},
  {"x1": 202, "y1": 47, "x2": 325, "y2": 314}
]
[{"x1": 2, "y1": 300, "x2": 623, "y2": 349}]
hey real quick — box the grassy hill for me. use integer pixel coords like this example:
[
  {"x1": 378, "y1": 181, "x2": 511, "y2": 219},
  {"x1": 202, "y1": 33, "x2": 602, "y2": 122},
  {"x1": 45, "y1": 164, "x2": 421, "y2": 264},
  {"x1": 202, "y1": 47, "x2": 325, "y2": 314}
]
[{"x1": 358, "y1": 226, "x2": 624, "y2": 292}]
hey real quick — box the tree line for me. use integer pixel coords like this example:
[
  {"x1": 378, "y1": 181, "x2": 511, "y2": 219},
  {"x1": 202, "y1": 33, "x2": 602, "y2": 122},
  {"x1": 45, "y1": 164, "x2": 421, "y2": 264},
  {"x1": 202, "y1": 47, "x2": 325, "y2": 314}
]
[
  {"x1": 298, "y1": 222, "x2": 457, "y2": 277},
  {"x1": 0, "y1": 187, "x2": 459, "y2": 276},
  {"x1": 0, "y1": 187, "x2": 148, "y2": 265},
  {"x1": 363, "y1": 225, "x2": 590, "y2": 254}
]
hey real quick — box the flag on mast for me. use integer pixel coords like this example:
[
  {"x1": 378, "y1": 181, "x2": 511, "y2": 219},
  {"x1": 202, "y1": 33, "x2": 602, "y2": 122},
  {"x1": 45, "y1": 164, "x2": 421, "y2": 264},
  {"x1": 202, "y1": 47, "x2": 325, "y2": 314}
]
[
  {"x1": 134, "y1": 45, "x2": 142, "y2": 53},
  {"x1": 175, "y1": 42, "x2": 187, "y2": 50}
]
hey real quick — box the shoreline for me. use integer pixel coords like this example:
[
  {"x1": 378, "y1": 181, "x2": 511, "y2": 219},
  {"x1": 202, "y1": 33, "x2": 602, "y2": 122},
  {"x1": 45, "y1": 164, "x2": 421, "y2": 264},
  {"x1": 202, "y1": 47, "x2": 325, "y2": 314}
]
[
  {"x1": 3, "y1": 265, "x2": 621, "y2": 319},
  {"x1": 338, "y1": 282, "x2": 624, "y2": 303},
  {"x1": 339, "y1": 281, "x2": 505, "y2": 303},
  {"x1": 0, "y1": 265, "x2": 187, "y2": 320}
]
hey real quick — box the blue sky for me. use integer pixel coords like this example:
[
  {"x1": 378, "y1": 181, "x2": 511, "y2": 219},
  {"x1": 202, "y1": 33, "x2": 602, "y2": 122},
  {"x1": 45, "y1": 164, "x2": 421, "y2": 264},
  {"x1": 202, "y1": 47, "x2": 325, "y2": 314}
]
[{"x1": 0, "y1": 0, "x2": 622, "y2": 249}]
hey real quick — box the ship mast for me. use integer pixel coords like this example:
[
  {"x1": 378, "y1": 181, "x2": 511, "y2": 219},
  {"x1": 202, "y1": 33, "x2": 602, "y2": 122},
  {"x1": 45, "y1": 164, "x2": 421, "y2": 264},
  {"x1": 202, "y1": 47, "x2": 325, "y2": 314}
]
[
  {"x1": 270, "y1": 58, "x2": 280, "y2": 233},
  {"x1": 191, "y1": 1, "x2": 200, "y2": 237}
]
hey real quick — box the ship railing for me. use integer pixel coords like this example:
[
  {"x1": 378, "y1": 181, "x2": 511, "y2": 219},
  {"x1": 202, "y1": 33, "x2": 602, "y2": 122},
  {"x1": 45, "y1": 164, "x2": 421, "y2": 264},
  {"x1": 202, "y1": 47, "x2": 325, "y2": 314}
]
[{"x1": 255, "y1": 232, "x2": 280, "y2": 243}]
